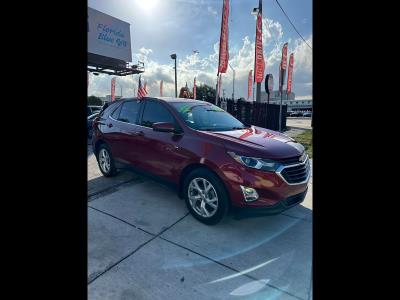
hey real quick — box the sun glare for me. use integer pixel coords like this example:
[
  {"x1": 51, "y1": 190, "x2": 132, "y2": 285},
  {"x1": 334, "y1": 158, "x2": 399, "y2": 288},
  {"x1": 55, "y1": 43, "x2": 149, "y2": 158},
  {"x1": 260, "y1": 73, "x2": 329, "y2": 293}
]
[{"x1": 136, "y1": 0, "x2": 159, "y2": 12}]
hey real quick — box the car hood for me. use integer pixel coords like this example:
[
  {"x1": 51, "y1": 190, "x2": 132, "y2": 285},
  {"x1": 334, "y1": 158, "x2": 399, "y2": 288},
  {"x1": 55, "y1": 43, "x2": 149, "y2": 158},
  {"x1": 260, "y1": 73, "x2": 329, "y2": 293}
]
[{"x1": 201, "y1": 126, "x2": 304, "y2": 159}]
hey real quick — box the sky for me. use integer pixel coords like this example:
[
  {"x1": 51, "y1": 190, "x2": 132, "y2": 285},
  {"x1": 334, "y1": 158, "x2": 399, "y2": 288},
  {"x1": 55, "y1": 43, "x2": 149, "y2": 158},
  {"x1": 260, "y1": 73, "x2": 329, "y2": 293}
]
[{"x1": 88, "y1": 0, "x2": 312, "y2": 100}]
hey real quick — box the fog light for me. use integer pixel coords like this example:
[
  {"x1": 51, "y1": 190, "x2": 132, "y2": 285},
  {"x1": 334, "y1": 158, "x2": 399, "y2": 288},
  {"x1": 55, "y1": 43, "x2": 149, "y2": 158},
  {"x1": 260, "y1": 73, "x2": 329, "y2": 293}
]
[{"x1": 240, "y1": 185, "x2": 259, "y2": 202}]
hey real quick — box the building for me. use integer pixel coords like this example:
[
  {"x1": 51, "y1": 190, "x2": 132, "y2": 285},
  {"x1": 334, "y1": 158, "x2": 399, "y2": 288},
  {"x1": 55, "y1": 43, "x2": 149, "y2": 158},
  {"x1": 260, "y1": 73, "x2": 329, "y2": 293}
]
[
  {"x1": 260, "y1": 90, "x2": 295, "y2": 102},
  {"x1": 102, "y1": 95, "x2": 122, "y2": 105},
  {"x1": 260, "y1": 91, "x2": 312, "y2": 112}
]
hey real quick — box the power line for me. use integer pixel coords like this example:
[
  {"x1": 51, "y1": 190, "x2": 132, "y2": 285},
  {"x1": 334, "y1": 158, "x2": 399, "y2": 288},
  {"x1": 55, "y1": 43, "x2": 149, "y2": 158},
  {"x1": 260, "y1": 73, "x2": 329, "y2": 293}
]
[{"x1": 274, "y1": 0, "x2": 312, "y2": 50}]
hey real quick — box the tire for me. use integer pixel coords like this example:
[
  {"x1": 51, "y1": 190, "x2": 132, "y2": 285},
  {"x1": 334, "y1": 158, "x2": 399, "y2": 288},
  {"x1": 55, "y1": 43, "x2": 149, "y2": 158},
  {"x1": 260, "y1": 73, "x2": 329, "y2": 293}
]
[
  {"x1": 96, "y1": 143, "x2": 117, "y2": 177},
  {"x1": 183, "y1": 168, "x2": 229, "y2": 225}
]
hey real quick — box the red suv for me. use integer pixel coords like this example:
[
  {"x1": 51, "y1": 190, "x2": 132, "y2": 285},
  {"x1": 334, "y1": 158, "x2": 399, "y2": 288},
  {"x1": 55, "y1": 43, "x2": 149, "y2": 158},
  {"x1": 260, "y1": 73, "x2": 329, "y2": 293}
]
[{"x1": 92, "y1": 97, "x2": 310, "y2": 225}]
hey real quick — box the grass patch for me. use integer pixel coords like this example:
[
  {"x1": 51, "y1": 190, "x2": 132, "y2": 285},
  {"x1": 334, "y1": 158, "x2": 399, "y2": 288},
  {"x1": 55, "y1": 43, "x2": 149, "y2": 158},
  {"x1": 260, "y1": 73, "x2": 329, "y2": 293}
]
[{"x1": 294, "y1": 129, "x2": 313, "y2": 158}]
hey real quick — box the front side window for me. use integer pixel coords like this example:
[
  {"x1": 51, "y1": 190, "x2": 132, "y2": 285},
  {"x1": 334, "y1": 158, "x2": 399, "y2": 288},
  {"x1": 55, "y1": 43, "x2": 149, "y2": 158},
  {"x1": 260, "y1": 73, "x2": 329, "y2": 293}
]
[
  {"x1": 171, "y1": 102, "x2": 246, "y2": 131},
  {"x1": 110, "y1": 104, "x2": 122, "y2": 119},
  {"x1": 141, "y1": 101, "x2": 175, "y2": 128},
  {"x1": 118, "y1": 101, "x2": 141, "y2": 124}
]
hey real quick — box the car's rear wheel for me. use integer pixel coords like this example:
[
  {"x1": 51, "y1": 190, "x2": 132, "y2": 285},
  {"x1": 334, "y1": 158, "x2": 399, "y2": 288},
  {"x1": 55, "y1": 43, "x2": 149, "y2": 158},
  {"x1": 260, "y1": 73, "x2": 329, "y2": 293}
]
[
  {"x1": 183, "y1": 168, "x2": 229, "y2": 225},
  {"x1": 97, "y1": 144, "x2": 117, "y2": 177}
]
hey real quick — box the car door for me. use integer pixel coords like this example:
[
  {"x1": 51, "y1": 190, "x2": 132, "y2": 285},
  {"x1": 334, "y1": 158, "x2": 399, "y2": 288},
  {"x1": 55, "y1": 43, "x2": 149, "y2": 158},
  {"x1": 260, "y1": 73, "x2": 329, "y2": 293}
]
[
  {"x1": 136, "y1": 100, "x2": 185, "y2": 182},
  {"x1": 108, "y1": 100, "x2": 143, "y2": 166}
]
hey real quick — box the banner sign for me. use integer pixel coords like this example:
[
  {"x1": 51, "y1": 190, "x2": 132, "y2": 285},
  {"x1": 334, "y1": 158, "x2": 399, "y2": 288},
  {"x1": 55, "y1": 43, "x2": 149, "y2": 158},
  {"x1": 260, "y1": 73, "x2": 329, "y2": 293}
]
[
  {"x1": 217, "y1": 0, "x2": 230, "y2": 73},
  {"x1": 111, "y1": 77, "x2": 116, "y2": 101},
  {"x1": 287, "y1": 53, "x2": 294, "y2": 94},
  {"x1": 281, "y1": 42, "x2": 288, "y2": 70},
  {"x1": 254, "y1": 2, "x2": 265, "y2": 83}
]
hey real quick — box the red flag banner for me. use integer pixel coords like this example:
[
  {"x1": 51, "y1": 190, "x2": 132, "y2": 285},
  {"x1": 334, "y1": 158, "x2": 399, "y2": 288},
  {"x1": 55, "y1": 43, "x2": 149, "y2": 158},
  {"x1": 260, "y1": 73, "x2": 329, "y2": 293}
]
[
  {"x1": 254, "y1": 5, "x2": 265, "y2": 83},
  {"x1": 218, "y1": 0, "x2": 229, "y2": 74},
  {"x1": 193, "y1": 77, "x2": 197, "y2": 99},
  {"x1": 281, "y1": 42, "x2": 288, "y2": 70},
  {"x1": 287, "y1": 53, "x2": 294, "y2": 94},
  {"x1": 279, "y1": 43, "x2": 288, "y2": 93},
  {"x1": 248, "y1": 70, "x2": 252, "y2": 100},
  {"x1": 160, "y1": 80, "x2": 163, "y2": 97},
  {"x1": 111, "y1": 77, "x2": 116, "y2": 101}
]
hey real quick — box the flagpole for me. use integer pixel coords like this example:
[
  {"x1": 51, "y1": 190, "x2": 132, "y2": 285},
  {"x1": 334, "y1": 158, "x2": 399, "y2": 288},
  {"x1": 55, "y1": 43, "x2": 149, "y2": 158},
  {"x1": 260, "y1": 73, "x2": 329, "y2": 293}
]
[{"x1": 215, "y1": 73, "x2": 219, "y2": 105}]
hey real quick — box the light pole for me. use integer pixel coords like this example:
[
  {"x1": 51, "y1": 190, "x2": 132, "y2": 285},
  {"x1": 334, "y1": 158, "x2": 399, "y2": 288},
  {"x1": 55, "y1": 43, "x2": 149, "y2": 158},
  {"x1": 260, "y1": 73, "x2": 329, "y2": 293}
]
[
  {"x1": 228, "y1": 63, "x2": 235, "y2": 100},
  {"x1": 252, "y1": 0, "x2": 263, "y2": 102},
  {"x1": 170, "y1": 53, "x2": 177, "y2": 97}
]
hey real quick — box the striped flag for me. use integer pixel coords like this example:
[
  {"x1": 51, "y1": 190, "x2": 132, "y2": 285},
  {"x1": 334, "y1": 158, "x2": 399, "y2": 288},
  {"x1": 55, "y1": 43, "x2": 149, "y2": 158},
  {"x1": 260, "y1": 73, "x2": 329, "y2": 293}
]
[{"x1": 137, "y1": 76, "x2": 147, "y2": 99}]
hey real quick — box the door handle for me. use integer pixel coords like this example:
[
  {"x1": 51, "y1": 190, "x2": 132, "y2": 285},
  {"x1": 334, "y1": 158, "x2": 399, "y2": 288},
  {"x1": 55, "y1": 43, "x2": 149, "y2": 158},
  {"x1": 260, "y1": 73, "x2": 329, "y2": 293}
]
[
  {"x1": 130, "y1": 131, "x2": 144, "y2": 136},
  {"x1": 167, "y1": 145, "x2": 180, "y2": 151},
  {"x1": 107, "y1": 123, "x2": 113, "y2": 128}
]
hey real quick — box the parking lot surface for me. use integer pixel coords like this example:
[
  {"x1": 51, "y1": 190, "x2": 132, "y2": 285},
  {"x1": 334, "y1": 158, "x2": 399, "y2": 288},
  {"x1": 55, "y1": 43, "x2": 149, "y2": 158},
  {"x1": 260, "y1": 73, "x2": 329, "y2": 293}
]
[
  {"x1": 286, "y1": 118, "x2": 312, "y2": 130},
  {"x1": 88, "y1": 143, "x2": 312, "y2": 300}
]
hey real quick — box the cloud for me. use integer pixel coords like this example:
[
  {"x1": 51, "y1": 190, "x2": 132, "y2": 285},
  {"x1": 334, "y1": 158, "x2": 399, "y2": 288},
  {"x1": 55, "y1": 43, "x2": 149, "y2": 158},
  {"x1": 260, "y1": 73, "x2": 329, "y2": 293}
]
[
  {"x1": 207, "y1": 6, "x2": 217, "y2": 16},
  {"x1": 88, "y1": 18, "x2": 312, "y2": 99},
  {"x1": 139, "y1": 47, "x2": 153, "y2": 56}
]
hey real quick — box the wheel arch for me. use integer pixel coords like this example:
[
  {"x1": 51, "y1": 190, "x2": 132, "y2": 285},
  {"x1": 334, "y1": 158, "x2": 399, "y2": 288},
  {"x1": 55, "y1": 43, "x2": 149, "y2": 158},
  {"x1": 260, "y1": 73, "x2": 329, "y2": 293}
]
[{"x1": 178, "y1": 163, "x2": 231, "y2": 205}]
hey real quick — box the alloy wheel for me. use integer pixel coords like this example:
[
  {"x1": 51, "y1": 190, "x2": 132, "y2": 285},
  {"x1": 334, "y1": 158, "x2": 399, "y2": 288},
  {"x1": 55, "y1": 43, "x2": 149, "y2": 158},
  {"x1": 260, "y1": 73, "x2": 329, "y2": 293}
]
[
  {"x1": 188, "y1": 178, "x2": 219, "y2": 218},
  {"x1": 99, "y1": 148, "x2": 111, "y2": 173}
]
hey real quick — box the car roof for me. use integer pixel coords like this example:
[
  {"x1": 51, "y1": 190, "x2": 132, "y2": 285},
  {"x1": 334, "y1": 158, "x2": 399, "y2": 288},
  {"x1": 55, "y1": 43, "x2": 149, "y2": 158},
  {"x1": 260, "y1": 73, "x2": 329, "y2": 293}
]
[{"x1": 118, "y1": 96, "x2": 210, "y2": 105}]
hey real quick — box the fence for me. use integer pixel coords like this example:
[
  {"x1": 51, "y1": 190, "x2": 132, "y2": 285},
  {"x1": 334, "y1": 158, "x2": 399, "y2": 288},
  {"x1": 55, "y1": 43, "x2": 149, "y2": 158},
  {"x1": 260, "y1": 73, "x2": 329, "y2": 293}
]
[{"x1": 205, "y1": 98, "x2": 287, "y2": 132}]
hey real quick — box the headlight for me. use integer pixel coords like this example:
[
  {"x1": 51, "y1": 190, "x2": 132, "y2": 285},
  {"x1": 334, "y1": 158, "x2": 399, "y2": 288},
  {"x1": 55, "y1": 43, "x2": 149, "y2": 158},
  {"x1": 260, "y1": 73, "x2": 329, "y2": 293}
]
[{"x1": 227, "y1": 151, "x2": 280, "y2": 172}]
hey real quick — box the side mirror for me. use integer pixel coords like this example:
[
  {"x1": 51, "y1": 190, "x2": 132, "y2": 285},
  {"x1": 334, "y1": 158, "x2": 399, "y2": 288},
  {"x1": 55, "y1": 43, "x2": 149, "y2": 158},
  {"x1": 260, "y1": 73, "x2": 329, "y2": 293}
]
[{"x1": 153, "y1": 122, "x2": 178, "y2": 133}]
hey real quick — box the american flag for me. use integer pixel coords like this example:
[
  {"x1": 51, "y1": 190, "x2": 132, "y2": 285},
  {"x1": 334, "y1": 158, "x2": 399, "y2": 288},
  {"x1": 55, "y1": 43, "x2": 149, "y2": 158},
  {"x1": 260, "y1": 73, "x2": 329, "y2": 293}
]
[{"x1": 137, "y1": 76, "x2": 147, "y2": 99}]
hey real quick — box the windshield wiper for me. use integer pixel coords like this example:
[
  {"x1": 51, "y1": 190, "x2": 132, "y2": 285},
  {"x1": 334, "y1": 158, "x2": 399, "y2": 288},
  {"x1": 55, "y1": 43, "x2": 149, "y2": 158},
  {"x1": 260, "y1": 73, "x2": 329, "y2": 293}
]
[{"x1": 230, "y1": 126, "x2": 249, "y2": 130}]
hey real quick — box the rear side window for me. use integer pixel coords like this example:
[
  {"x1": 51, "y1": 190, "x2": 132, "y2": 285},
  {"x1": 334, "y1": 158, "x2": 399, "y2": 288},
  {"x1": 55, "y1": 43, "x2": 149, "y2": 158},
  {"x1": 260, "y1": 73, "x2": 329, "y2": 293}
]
[
  {"x1": 118, "y1": 101, "x2": 141, "y2": 124},
  {"x1": 141, "y1": 101, "x2": 175, "y2": 128}
]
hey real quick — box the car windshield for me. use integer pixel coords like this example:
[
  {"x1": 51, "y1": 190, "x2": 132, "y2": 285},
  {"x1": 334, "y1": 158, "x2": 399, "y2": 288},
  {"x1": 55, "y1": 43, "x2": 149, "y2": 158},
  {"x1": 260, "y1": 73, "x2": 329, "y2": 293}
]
[{"x1": 171, "y1": 102, "x2": 247, "y2": 131}]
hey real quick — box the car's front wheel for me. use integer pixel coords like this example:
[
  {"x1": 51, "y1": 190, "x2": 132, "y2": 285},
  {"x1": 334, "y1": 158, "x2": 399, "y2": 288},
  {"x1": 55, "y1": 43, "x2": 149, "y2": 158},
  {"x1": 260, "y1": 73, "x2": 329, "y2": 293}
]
[
  {"x1": 96, "y1": 144, "x2": 117, "y2": 177},
  {"x1": 183, "y1": 168, "x2": 229, "y2": 225}
]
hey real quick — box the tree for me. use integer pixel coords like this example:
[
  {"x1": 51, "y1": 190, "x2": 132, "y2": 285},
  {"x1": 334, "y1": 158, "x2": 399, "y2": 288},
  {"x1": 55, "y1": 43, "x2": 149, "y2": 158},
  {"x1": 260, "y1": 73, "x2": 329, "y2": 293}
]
[
  {"x1": 196, "y1": 84, "x2": 216, "y2": 103},
  {"x1": 88, "y1": 95, "x2": 102, "y2": 106},
  {"x1": 178, "y1": 86, "x2": 192, "y2": 99}
]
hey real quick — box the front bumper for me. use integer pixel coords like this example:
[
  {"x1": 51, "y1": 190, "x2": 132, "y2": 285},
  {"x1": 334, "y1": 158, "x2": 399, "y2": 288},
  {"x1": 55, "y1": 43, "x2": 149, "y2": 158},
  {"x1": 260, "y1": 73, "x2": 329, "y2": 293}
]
[
  {"x1": 231, "y1": 188, "x2": 308, "y2": 217},
  {"x1": 219, "y1": 159, "x2": 310, "y2": 209}
]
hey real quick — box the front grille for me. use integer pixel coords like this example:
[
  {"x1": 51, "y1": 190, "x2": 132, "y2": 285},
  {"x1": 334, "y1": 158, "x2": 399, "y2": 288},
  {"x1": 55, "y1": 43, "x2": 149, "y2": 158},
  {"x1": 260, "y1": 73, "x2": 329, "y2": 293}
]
[
  {"x1": 277, "y1": 156, "x2": 301, "y2": 165},
  {"x1": 280, "y1": 158, "x2": 310, "y2": 184},
  {"x1": 283, "y1": 190, "x2": 307, "y2": 206}
]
